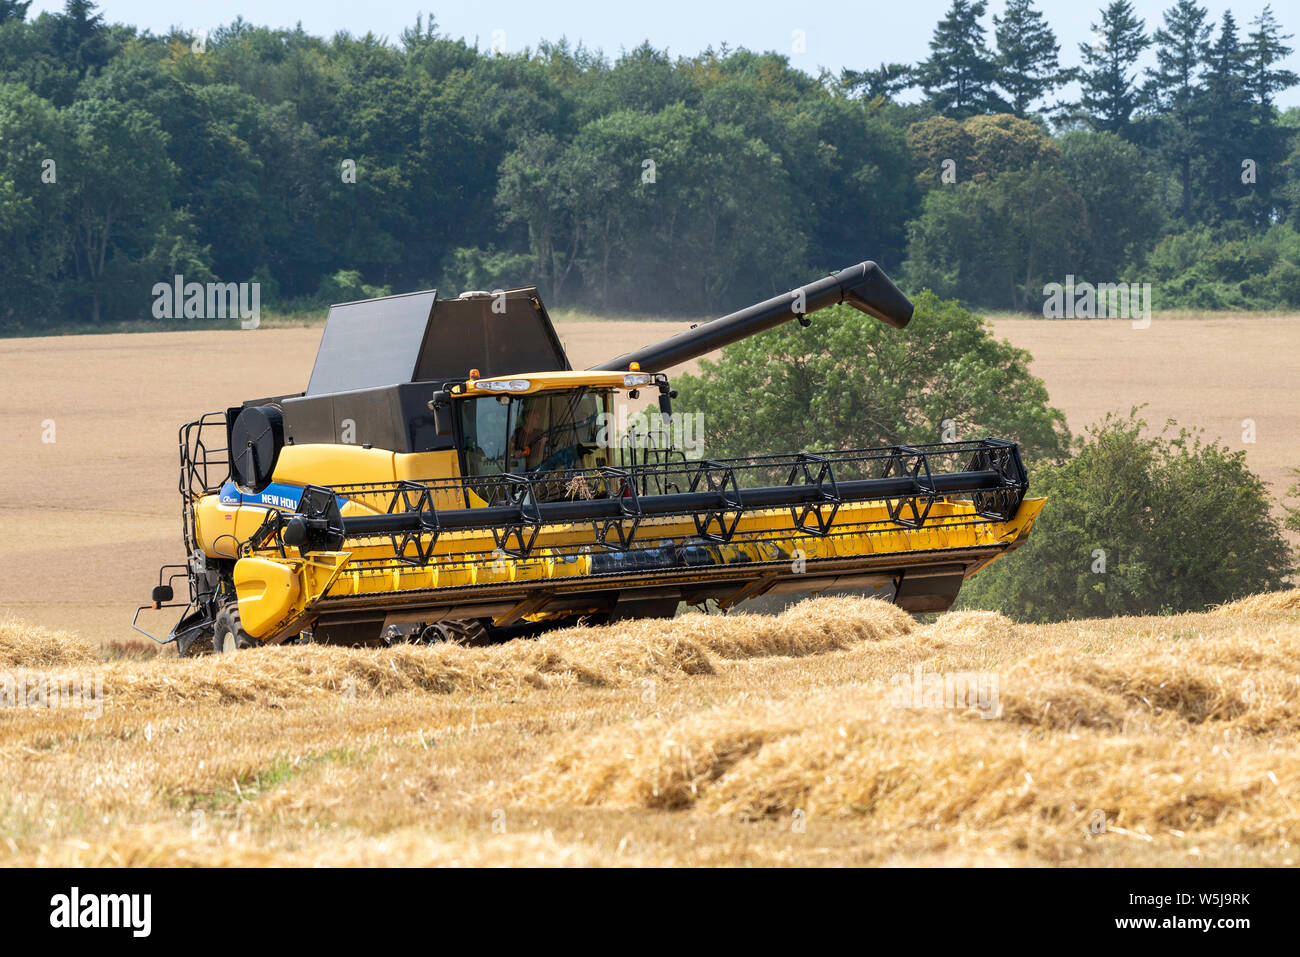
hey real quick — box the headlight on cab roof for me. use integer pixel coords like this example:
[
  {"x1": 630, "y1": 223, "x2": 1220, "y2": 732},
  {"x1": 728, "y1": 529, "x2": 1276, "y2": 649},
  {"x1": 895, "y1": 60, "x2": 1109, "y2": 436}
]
[
  {"x1": 623, "y1": 373, "x2": 654, "y2": 387},
  {"x1": 474, "y1": 379, "x2": 531, "y2": 392}
]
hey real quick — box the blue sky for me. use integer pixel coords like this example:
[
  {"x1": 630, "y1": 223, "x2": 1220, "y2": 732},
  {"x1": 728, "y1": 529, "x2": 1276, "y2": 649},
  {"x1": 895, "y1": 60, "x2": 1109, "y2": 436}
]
[{"x1": 26, "y1": 0, "x2": 1300, "y2": 107}]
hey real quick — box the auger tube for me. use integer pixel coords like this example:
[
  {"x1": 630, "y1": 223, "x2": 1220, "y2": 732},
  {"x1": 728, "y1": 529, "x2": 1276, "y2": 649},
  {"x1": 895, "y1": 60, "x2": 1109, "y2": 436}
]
[{"x1": 592, "y1": 260, "x2": 913, "y2": 374}]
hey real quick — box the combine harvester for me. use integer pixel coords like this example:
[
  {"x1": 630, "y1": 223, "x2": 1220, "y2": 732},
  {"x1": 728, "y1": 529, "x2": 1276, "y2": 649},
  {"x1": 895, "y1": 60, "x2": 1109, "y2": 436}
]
[{"x1": 138, "y1": 261, "x2": 1044, "y2": 654}]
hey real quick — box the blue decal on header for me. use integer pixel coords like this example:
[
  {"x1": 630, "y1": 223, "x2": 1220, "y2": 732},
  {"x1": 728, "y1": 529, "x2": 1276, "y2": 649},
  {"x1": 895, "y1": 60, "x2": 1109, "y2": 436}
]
[{"x1": 217, "y1": 481, "x2": 346, "y2": 511}]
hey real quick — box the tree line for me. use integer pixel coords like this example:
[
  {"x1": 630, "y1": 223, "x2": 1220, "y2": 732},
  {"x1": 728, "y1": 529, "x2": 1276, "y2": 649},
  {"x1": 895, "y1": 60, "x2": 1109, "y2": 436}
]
[{"x1": 2, "y1": 0, "x2": 1300, "y2": 331}]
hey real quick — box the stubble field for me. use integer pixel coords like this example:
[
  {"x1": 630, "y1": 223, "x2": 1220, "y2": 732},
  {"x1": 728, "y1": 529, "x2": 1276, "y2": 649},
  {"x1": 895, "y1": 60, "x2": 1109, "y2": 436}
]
[
  {"x1": 0, "y1": 313, "x2": 1297, "y2": 866},
  {"x1": 1, "y1": 592, "x2": 1298, "y2": 866}
]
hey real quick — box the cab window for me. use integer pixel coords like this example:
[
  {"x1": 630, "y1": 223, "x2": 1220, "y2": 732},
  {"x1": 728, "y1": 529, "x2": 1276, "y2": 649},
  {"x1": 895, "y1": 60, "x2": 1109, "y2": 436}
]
[
  {"x1": 460, "y1": 388, "x2": 609, "y2": 481},
  {"x1": 460, "y1": 394, "x2": 510, "y2": 476}
]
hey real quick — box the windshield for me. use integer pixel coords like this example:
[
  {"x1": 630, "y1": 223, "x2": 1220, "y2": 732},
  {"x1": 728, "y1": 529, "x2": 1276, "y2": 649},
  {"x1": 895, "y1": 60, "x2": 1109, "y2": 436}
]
[
  {"x1": 460, "y1": 393, "x2": 511, "y2": 477},
  {"x1": 460, "y1": 388, "x2": 610, "y2": 491}
]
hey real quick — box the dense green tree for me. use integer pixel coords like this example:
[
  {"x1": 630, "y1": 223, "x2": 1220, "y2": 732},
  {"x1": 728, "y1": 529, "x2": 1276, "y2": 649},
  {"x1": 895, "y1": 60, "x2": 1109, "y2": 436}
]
[
  {"x1": 771, "y1": 96, "x2": 916, "y2": 272},
  {"x1": 903, "y1": 113, "x2": 1084, "y2": 310},
  {"x1": 53, "y1": 0, "x2": 111, "y2": 79},
  {"x1": 907, "y1": 112, "x2": 1058, "y2": 188},
  {"x1": 80, "y1": 58, "x2": 268, "y2": 283},
  {"x1": 904, "y1": 164, "x2": 1087, "y2": 310},
  {"x1": 497, "y1": 133, "x2": 583, "y2": 300},
  {"x1": 993, "y1": 0, "x2": 1065, "y2": 116},
  {"x1": 0, "y1": 9, "x2": 80, "y2": 104},
  {"x1": 960, "y1": 411, "x2": 1291, "y2": 621},
  {"x1": 64, "y1": 96, "x2": 195, "y2": 322},
  {"x1": 1199, "y1": 12, "x2": 1256, "y2": 223},
  {"x1": 1077, "y1": 0, "x2": 1151, "y2": 136},
  {"x1": 0, "y1": 4, "x2": 1297, "y2": 327},
  {"x1": 576, "y1": 42, "x2": 694, "y2": 122},
  {"x1": 907, "y1": 115, "x2": 972, "y2": 188},
  {"x1": 1244, "y1": 5, "x2": 1298, "y2": 109},
  {"x1": 1058, "y1": 130, "x2": 1168, "y2": 278},
  {"x1": 1146, "y1": 0, "x2": 1211, "y2": 224},
  {"x1": 0, "y1": 83, "x2": 72, "y2": 327},
  {"x1": 916, "y1": 0, "x2": 1008, "y2": 117},
  {"x1": 0, "y1": 1, "x2": 30, "y2": 26},
  {"x1": 1241, "y1": 6, "x2": 1298, "y2": 223},
  {"x1": 1142, "y1": 223, "x2": 1300, "y2": 308},
  {"x1": 244, "y1": 101, "x2": 331, "y2": 297},
  {"x1": 500, "y1": 98, "x2": 817, "y2": 313},
  {"x1": 673, "y1": 292, "x2": 1070, "y2": 464},
  {"x1": 627, "y1": 106, "x2": 803, "y2": 311}
]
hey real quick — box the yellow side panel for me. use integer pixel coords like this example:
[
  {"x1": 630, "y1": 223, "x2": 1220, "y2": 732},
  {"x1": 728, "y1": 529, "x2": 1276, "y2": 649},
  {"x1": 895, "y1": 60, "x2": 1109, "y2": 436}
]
[
  {"x1": 234, "y1": 557, "x2": 301, "y2": 639},
  {"x1": 193, "y1": 495, "x2": 270, "y2": 559},
  {"x1": 272, "y1": 444, "x2": 397, "y2": 487},
  {"x1": 272, "y1": 446, "x2": 473, "y2": 513},
  {"x1": 394, "y1": 450, "x2": 467, "y2": 511},
  {"x1": 393, "y1": 450, "x2": 459, "y2": 482}
]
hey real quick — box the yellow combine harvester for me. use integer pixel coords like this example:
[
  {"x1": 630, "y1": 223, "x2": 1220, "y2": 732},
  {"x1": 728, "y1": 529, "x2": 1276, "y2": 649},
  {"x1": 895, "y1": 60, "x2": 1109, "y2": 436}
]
[{"x1": 137, "y1": 261, "x2": 1044, "y2": 654}]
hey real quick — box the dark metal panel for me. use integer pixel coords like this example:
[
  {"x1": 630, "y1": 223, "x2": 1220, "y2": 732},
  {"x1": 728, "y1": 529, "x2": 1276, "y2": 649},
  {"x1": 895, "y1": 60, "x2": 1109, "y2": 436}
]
[
  {"x1": 305, "y1": 286, "x2": 570, "y2": 397},
  {"x1": 413, "y1": 288, "x2": 570, "y2": 380},
  {"x1": 281, "y1": 383, "x2": 458, "y2": 454},
  {"x1": 395, "y1": 382, "x2": 456, "y2": 453},
  {"x1": 331, "y1": 389, "x2": 401, "y2": 448},
  {"x1": 279, "y1": 394, "x2": 337, "y2": 446},
  {"x1": 894, "y1": 573, "x2": 965, "y2": 613},
  {"x1": 306, "y1": 291, "x2": 437, "y2": 395}
]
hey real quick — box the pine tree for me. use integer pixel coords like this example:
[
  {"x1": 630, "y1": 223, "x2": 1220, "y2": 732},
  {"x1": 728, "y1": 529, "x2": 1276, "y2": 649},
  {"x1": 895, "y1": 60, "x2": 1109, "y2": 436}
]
[
  {"x1": 916, "y1": 0, "x2": 1009, "y2": 118},
  {"x1": 1241, "y1": 6, "x2": 1298, "y2": 223},
  {"x1": 55, "y1": 0, "x2": 109, "y2": 77},
  {"x1": 1244, "y1": 5, "x2": 1298, "y2": 109},
  {"x1": 0, "y1": 0, "x2": 31, "y2": 25},
  {"x1": 1078, "y1": 0, "x2": 1151, "y2": 136},
  {"x1": 993, "y1": 0, "x2": 1064, "y2": 117},
  {"x1": 842, "y1": 62, "x2": 916, "y2": 102},
  {"x1": 1199, "y1": 11, "x2": 1254, "y2": 222},
  {"x1": 1146, "y1": 0, "x2": 1211, "y2": 223}
]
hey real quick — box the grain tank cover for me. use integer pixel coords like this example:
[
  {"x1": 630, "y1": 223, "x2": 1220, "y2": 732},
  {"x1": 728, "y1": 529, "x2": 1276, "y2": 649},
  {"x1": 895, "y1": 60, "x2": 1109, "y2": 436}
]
[{"x1": 305, "y1": 286, "x2": 570, "y2": 396}]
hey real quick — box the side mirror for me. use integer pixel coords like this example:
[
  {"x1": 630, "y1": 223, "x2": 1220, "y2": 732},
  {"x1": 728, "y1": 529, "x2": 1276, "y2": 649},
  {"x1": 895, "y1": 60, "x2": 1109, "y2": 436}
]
[
  {"x1": 151, "y1": 584, "x2": 173, "y2": 608},
  {"x1": 658, "y1": 384, "x2": 676, "y2": 418},
  {"x1": 428, "y1": 390, "x2": 453, "y2": 436}
]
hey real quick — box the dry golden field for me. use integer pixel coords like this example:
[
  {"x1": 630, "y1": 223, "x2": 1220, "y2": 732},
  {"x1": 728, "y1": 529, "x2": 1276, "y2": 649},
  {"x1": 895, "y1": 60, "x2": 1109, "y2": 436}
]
[
  {"x1": 0, "y1": 314, "x2": 1297, "y2": 867},
  {"x1": 1, "y1": 592, "x2": 1298, "y2": 866}
]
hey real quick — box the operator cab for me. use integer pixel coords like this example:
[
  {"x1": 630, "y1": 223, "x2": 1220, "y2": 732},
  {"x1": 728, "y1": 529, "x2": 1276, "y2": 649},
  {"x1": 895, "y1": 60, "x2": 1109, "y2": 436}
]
[
  {"x1": 447, "y1": 368, "x2": 674, "y2": 502},
  {"x1": 461, "y1": 387, "x2": 609, "y2": 476}
]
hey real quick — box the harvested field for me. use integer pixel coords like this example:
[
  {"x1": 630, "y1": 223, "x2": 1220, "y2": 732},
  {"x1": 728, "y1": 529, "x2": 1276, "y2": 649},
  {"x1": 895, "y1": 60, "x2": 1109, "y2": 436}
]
[
  {"x1": 1, "y1": 594, "x2": 1298, "y2": 866},
  {"x1": 1216, "y1": 589, "x2": 1300, "y2": 615},
  {"x1": 1, "y1": 315, "x2": 1297, "y2": 866}
]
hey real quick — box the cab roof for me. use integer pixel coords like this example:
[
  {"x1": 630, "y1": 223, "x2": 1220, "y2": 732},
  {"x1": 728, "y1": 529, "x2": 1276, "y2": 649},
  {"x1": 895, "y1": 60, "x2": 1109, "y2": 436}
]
[{"x1": 452, "y1": 369, "x2": 663, "y2": 396}]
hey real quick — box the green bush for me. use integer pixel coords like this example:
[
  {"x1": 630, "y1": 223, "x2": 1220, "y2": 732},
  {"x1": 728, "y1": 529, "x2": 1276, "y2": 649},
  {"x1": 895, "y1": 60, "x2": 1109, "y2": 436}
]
[
  {"x1": 959, "y1": 411, "x2": 1291, "y2": 621},
  {"x1": 1286, "y1": 469, "x2": 1300, "y2": 537},
  {"x1": 315, "y1": 270, "x2": 392, "y2": 306},
  {"x1": 1140, "y1": 224, "x2": 1300, "y2": 310},
  {"x1": 436, "y1": 247, "x2": 537, "y2": 296}
]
